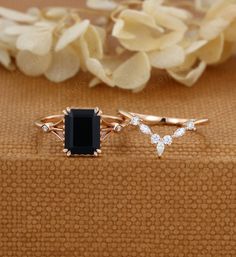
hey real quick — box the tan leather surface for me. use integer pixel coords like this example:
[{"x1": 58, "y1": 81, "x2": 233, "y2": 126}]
[{"x1": 0, "y1": 1, "x2": 235, "y2": 257}]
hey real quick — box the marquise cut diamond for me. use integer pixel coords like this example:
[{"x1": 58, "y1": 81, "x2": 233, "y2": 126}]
[
  {"x1": 134, "y1": 117, "x2": 198, "y2": 157},
  {"x1": 140, "y1": 124, "x2": 151, "y2": 135},
  {"x1": 174, "y1": 128, "x2": 186, "y2": 138},
  {"x1": 157, "y1": 141, "x2": 165, "y2": 157}
]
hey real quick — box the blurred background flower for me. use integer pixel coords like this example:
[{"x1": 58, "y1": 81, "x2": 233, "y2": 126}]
[{"x1": 0, "y1": 0, "x2": 235, "y2": 90}]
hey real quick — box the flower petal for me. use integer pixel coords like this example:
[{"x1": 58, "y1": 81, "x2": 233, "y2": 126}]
[
  {"x1": 83, "y1": 25, "x2": 103, "y2": 59},
  {"x1": 200, "y1": 18, "x2": 230, "y2": 40},
  {"x1": 118, "y1": 9, "x2": 164, "y2": 32},
  {"x1": 94, "y1": 25, "x2": 106, "y2": 45},
  {"x1": 205, "y1": 0, "x2": 231, "y2": 20},
  {"x1": 27, "y1": 7, "x2": 41, "y2": 18},
  {"x1": 115, "y1": 35, "x2": 162, "y2": 52},
  {"x1": 16, "y1": 50, "x2": 52, "y2": 76},
  {"x1": 0, "y1": 7, "x2": 38, "y2": 23},
  {"x1": 113, "y1": 52, "x2": 151, "y2": 89},
  {"x1": 195, "y1": 0, "x2": 217, "y2": 12},
  {"x1": 45, "y1": 7, "x2": 68, "y2": 19},
  {"x1": 198, "y1": 34, "x2": 224, "y2": 64},
  {"x1": 224, "y1": 20, "x2": 236, "y2": 42},
  {"x1": 177, "y1": 55, "x2": 197, "y2": 72},
  {"x1": 55, "y1": 20, "x2": 90, "y2": 52},
  {"x1": 45, "y1": 47, "x2": 80, "y2": 82},
  {"x1": 149, "y1": 45, "x2": 185, "y2": 69},
  {"x1": 219, "y1": 5, "x2": 236, "y2": 22},
  {"x1": 16, "y1": 28, "x2": 53, "y2": 55},
  {"x1": 34, "y1": 20, "x2": 56, "y2": 30},
  {"x1": 185, "y1": 40, "x2": 208, "y2": 54},
  {"x1": 112, "y1": 10, "x2": 164, "y2": 51},
  {"x1": 75, "y1": 36, "x2": 90, "y2": 71},
  {"x1": 206, "y1": 2, "x2": 236, "y2": 21},
  {"x1": 217, "y1": 41, "x2": 236, "y2": 63},
  {"x1": 143, "y1": 2, "x2": 188, "y2": 31},
  {"x1": 132, "y1": 83, "x2": 148, "y2": 93},
  {"x1": 168, "y1": 61, "x2": 206, "y2": 86},
  {"x1": 74, "y1": 25, "x2": 104, "y2": 72},
  {"x1": 86, "y1": 57, "x2": 114, "y2": 86},
  {"x1": 4, "y1": 25, "x2": 32, "y2": 36},
  {"x1": 0, "y1": 48, "x2": 11, "y2": 68},
  {"x1": 86, "y1": 0, "x2": 118, "y2": 10},
  {"x1": 159, "y1": 6, "x2": 192, "y2": 20},
  {"x1": 158, "y1": 31, "x2": 185, "y2": 49},
  {"x1": 0, "y1": 18, "x2": 17, "y2": 49},
  {"x1": 89, "y1": 77, "x2": 102, "y2": 87},
  {"x1": 112, "y1": 19, "x2": 136, "y2": 40}
]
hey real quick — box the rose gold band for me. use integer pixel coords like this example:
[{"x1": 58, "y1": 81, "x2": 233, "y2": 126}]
[
  {"x1": 118, "y1": 110, "x2": 209, "y2": 126},
  {"x1": 34, "y1": 108, "x2": 124, "y2": 142},
  {"x1": 117, "y1": 110, "x2": 208, "y2": 157},
  {"x1": 35, "y1": 108, "x2": 208, "y2": 157},
  {"x1": 35, "y1": 109, "x2": 208, "y2": 140}
]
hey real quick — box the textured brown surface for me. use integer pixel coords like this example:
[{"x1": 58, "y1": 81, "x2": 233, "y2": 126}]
[{"x1": 0, "y1": 1, "x2": 236, "y2": 257}]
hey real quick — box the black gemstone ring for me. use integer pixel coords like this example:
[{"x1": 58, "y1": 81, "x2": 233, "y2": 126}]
[{"x1": 34, "y1": 107, "x2": 124, "y2": 156}]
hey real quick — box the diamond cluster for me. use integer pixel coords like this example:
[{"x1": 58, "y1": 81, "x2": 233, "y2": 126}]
[{"x1": 130, "y1": 116, "x2": 196, "y2": 157}]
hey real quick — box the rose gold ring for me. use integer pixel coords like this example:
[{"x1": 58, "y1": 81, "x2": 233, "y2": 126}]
[
  {"x1": 118, "y1": 110, "x2": 208, "y2": 157},
  {"x1": 34, "y1": 107, "x2": 123, "y2": 157}
]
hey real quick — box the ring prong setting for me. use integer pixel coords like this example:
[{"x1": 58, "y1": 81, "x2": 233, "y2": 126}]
[
  {"x1": 63, "y1": 109, "x2": 68, "y2": 115},
  {"x1": 35, "y1": 107, "x2": 124, "y2": 157},
  {"x1": 114, "y1": 124, "x2": 122, "y2": 132},
  {"x1": 96, "y1": 149, "x2": 102, "y2": 154},
  {"x1": 66, "y1": 151, "x2": 71, "y2": 157},
  {"x1": 94, "y1": 107, "x2": 100, "y2": 113},
  {"x1": 41, "y1": 124, "x2": 50, "y2": 133}
]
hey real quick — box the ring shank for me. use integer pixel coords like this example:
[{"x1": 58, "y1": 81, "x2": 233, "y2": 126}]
[
  {"x1": 35, "y1": 114, "x2": 123, "y2": 128},
  {"x1": 118, "y1": 110, "x2": 208, "y2": 126},
  {"x1": 34, "y1": 111, "x2": 125, "y2": 143},
  {"x1": 34, "y1": 114, "x2": 64, "y2": 128},
  {"x1": 35, "y1": 110, "x2": 209, "y2": 132}
]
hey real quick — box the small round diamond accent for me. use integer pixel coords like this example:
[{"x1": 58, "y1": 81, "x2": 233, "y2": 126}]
[
  {"x1": 130, "y1": 116, "x2": 140, "y2": 126},
  {"x1": 114, "y1": 124, "x2": 122, "y2": 132},
  {"x1": 173, "y1": 128, "x2": 186, "y2": 138},
  {"x1": 185, "y1": 120, "x2": 195, "y2": 131},
  {"x1": 151, "y1": 134, "x2": 160, "y2": 144},
  {"x1": 163, "y1": 135, "x2": 172, "y2": 145},
  {"x1": 42, "y1": 124, "x2": 49, "y2": 133},
  {"x1": 139, "y1": 124, "x2": 151, "y2": 135}
]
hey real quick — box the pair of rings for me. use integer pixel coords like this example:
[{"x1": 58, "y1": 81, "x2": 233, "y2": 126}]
[{"x1": 35, "y1": 107, "x2": 208, "y2": 158}]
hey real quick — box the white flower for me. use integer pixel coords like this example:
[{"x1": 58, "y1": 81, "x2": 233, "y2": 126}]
[
  {"x1": 0, "y1": 7, "x2": 105, "y2": 82},
  {"x1": 87, "y1": 52, "x2": 151, "y2": 90},
  {"x1": 0, "y1": 1, "x2": 235, "y2": 89},
  {"x1": 87, "y1": 0, "x2": 118, "y2": 10}
]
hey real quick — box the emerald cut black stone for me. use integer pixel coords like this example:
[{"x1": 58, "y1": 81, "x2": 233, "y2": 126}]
[{"x1": 65, "y1": 109, "x2": 100, "y2": 155}]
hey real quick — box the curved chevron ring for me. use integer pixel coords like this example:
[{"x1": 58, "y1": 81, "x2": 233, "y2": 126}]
[{"x1": 118, "y1": 110, "x2": 209, "y2": 157}]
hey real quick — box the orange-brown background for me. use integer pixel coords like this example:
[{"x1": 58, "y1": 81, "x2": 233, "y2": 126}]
[{"x1": 0, "y1": 1, "x2": 235, "y2": 257}]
